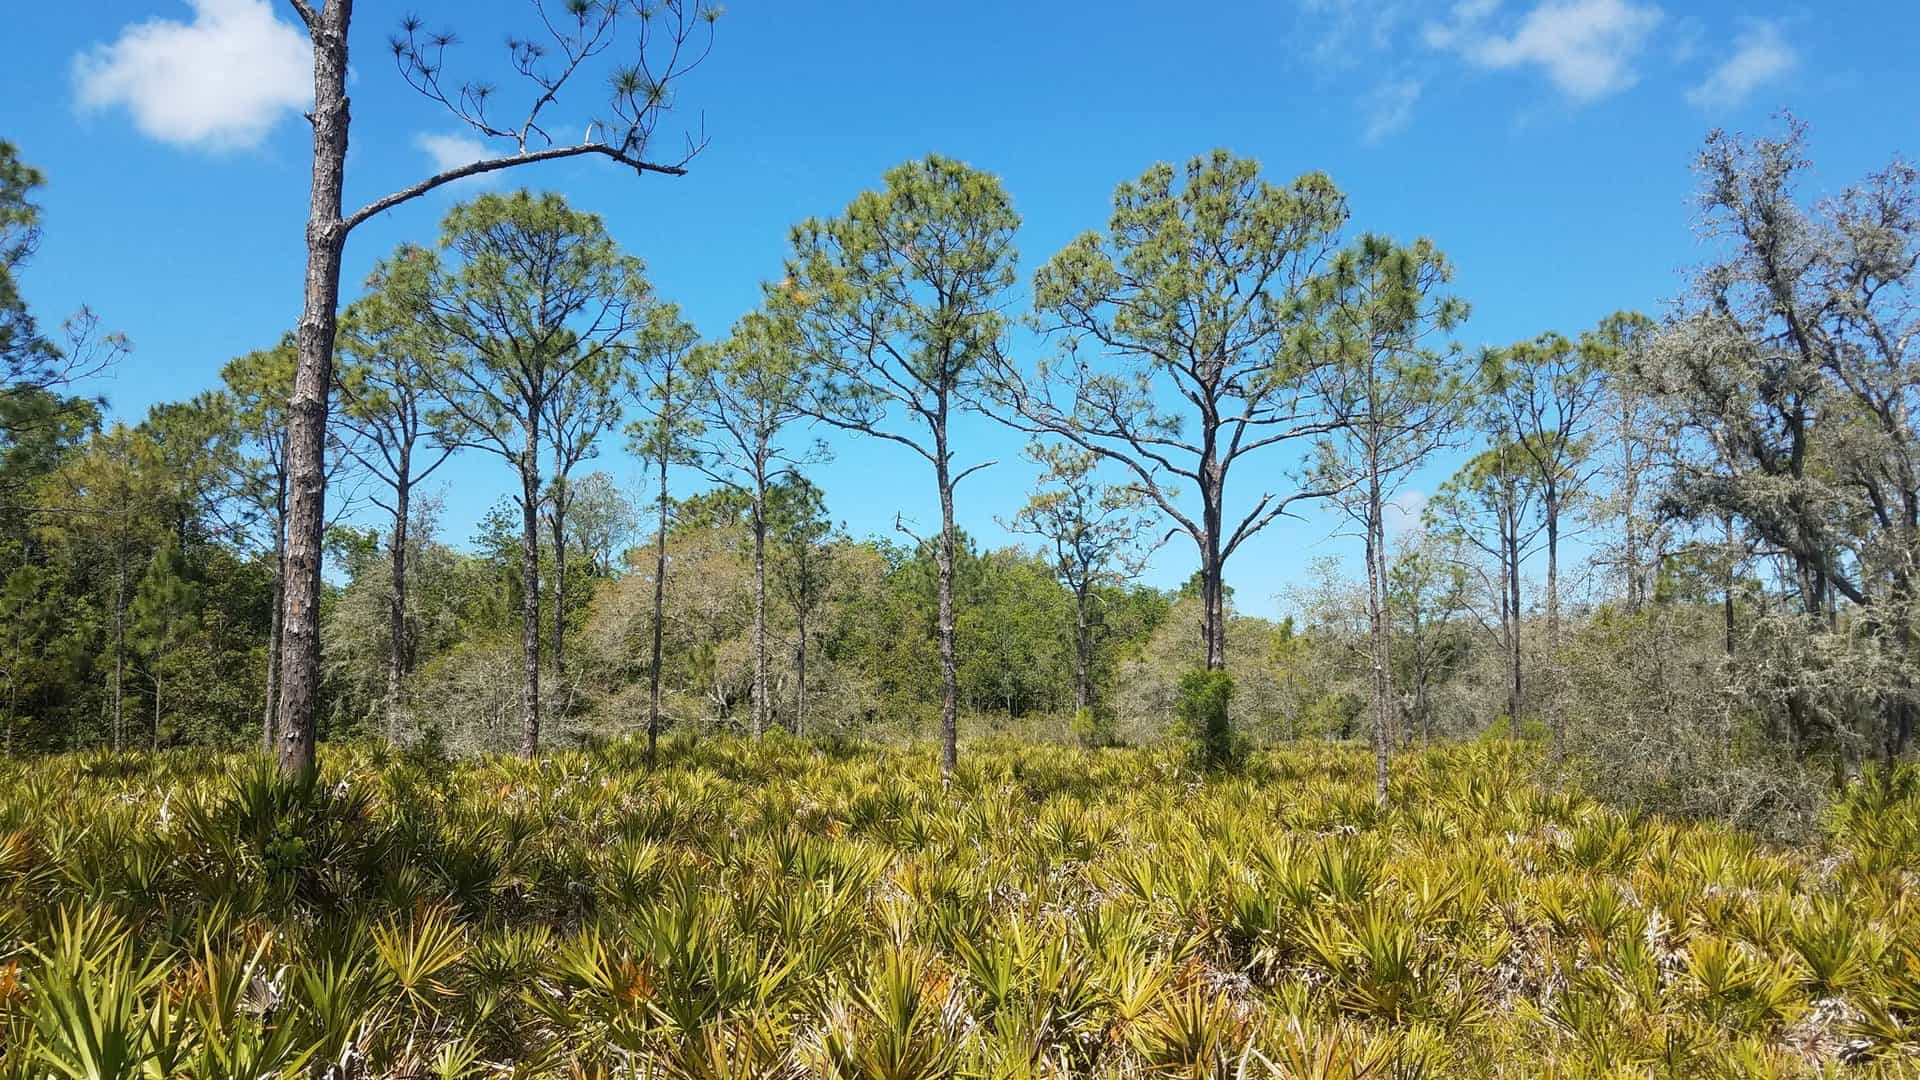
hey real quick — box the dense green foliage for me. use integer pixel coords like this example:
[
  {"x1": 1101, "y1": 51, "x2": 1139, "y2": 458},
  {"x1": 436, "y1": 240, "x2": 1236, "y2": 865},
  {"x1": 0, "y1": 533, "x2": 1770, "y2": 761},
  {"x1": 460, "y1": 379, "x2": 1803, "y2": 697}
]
[{"x1": 3, "y1": 738, "x2": 1919, "y2": 1077}]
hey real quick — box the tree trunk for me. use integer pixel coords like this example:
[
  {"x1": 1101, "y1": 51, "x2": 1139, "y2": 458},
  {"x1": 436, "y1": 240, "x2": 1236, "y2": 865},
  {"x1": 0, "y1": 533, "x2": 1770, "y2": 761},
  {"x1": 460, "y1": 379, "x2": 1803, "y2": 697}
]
[
  {"x1": 1415, "y1": 666, "x2": 1431, "y2": 746},
  {"x1": 275, "y1": 2, "x2": 352, "y2": 776},
  {"x1": 1503, "y1": 495, "x2": 1523, "y2": 735},
  {"x1": 1199, "y1": 470, "x2": 1227, "y2": 671},
  {"x1": 1714, "y1": 516, "x2": 1736, "y2": 662},
  {"x1": 1621, "y1": 414, "x2": 1643, "y2": 612},
  {"x1": 648, "y1": 446, "x2": 668, "y2": 760},
  {"x1": 151, "y1": 673, "x2": 161, "y2": 753},
  {"x1": 794, "y1": 611, "x2": 808, "y2": 738},
  {"x1": 262, "y1": 472, "x2": 286, "y2": 754},
  {"x1": 550, "y1": 480, "x2": 568, "y2": 681},
  {"x1": 385, "y1": 474, "x2": 410, "y2": 744},
  {"x1": 935, "y1": 453, "x2": 959, "y2": 781},
  {"x1": 518, "y1": 446, "x2": 543, "y2": 757},
  {"x1": 1545, "y1": 493, "x2": 1561, "y2": 751},
  {"x1": 750, "y1": 483, "x2": 769, "y2": 739},
  {"x1": 1073, "y1": 584, "x2": 1093, "y2": 714},
  {"x1": 262, "y1": 532, "x2": 284, "y2": 754},
  {"x1": 112, "y1": 552, "x2": 126, "y2": 753},
  {"x1": 1364, "y1": 463, "x2": 1391, "y2": 808}
]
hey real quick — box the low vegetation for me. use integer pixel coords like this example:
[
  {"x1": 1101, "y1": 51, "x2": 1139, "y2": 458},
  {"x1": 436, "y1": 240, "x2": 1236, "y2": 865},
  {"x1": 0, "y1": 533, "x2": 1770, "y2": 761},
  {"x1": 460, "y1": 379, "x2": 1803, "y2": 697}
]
[{"x1": 3, "y1": 737, "x2": 1918, "y2": 1077}]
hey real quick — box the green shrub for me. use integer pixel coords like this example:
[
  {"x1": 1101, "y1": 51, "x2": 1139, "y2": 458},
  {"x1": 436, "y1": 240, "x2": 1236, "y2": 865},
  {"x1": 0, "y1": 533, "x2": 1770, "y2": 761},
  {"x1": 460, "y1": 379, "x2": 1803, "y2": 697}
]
[
  {"x1": 1173, "y1": 669, "x2": 1238, "y2": 770},
  {"x1": 1071, "y1": 706, "x2": 1118, "y2": 748}
]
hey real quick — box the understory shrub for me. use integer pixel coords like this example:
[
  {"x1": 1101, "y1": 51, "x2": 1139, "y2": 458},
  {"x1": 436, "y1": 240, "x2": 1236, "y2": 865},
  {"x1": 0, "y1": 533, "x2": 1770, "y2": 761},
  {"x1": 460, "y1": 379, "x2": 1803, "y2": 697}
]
[{"x1": 1174, "y1": 668, "x2": 1239, "y2": 770}]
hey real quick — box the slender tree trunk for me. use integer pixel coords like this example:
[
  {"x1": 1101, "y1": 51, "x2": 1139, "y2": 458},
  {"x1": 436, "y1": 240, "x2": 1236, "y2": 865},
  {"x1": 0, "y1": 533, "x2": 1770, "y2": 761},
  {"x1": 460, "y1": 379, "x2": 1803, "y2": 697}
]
[
  {"x1": 1503, "y1": 497, "x2": 1523, "y2": 734},
  {"x1": 1545, "y1": 493, "x2": 1561, "y2": 751},
  {"x1": 750, "y1": 482, "x2": 768, "y2": 739},
  {"x1": 1415, "y1": 664, "x2": 1431, "y2": 746},
  {"x1": 262, "y1": 475, "x2": 286, "y2": 754},
  {"x1": 1364, "y1": 455, "x2": 1391, "y2": 807},
  {"x1": 794, "y1": 610, "x2": 808, "y2": 738},
  {"x1": 1073, "y1": 585, "x2": 1093, "y2": 715},
  {"x1": 1621, "y1": 413, "x2": 1643, "y2": 612},
  {"x1": 1723, "y1": 516, "x2": 1738, "y2": 658},
  {"x1": 648, "y1": 445, "x2": 668, "y2": 760},
  {"x1": 550, "y1": 484, "x2": 568, "y2": 681},
  {"x1": 276, "y1": 2, "x2": 352, "y2": 776},
  {"x1": 518, "y1": 445, "x2": 543, "y2": 757},
  {"x1": 151, "y1": 673, "x2": 161, "y2": 752},
  {"x1": 262, "y1": 534, "x2": 284, "y2": 754},
  {"x1": 385, "y1": 474, "x2": 410, "y2": 743},
  {"x1": 112, "y1": 552, "x2": 126, "y2": 753},
  {"x1": 935, "y1": 450, "x2": 959, "y2": 781}
]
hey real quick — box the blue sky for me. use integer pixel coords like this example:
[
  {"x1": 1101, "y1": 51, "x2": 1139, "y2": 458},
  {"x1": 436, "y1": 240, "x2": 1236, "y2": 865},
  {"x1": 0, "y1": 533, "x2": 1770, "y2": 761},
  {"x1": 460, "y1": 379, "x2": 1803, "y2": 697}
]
[{"x1": 5, "y1": 0, "x2": 1917, "y2": 617}]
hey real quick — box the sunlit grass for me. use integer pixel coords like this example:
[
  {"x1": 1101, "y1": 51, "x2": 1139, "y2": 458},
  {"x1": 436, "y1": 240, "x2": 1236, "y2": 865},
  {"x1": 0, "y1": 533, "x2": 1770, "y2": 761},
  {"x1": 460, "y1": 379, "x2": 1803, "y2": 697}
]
[{"x1": 0, "y1": 736, "x2": 1916, "y2": 1076}]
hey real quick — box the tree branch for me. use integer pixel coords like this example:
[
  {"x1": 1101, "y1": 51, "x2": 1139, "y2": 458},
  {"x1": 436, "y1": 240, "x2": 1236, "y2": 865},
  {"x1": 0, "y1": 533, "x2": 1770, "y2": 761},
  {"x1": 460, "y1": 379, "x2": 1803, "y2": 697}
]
[{"x1": 344, "y1": 143, "x2": 688, "y2": 233}]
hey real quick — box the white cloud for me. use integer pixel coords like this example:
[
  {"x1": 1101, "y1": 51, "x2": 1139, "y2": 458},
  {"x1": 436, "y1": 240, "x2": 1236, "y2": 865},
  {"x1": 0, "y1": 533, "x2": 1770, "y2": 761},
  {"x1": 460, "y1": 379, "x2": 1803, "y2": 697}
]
[
  {"x1": 1685, "y1": 21, "x2": 1797, "y2": 109},
  {"x1": 412, "y1": 131, "x2": 508, "y2": 196},
  {"x1": 414, "y1": 132, "x2": 495, "y2": 175},
  {"x1": 1360, "y1": 78, "x2": 1423, "y2": 143},
  {"x1": 1425, "y1": 0, "x2": 1663, "y2": 102},
  {"x1": 73, "y1": 0, "x2": 310, "y2": 151}
]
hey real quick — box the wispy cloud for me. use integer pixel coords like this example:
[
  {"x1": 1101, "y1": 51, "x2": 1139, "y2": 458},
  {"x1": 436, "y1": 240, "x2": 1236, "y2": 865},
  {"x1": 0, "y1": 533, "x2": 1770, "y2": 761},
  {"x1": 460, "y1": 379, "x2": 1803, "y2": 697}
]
[
  {"x1": 1423, "y1": 0, "x2": 1664, "y2": 103},
  {"x1": 1299, "y1": 0, "x2": 1410, "y2": 67},
  {"x1": 1360, "y1": 78, "x2": 1424, "y2": 143},
  {"x1": 73, "y1": 0, "x2": 310, "y2": 151},
  {"x1": 1384, "y1": 490, "x2": 1429, "y2": 541},
  {"x1": 1685, "y1": 20, "x2": 1797, "y2": 109}
]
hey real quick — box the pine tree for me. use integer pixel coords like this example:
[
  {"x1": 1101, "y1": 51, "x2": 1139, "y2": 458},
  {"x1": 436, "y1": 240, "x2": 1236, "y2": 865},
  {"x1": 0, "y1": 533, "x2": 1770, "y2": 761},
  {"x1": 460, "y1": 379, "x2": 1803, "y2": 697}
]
[{"x1": 127, "y1": 539, "x2": 196, "y2": 751}]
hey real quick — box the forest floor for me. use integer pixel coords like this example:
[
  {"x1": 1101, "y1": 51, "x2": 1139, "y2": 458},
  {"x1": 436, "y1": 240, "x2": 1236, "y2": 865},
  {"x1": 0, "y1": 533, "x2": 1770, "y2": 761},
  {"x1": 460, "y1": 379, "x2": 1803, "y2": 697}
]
[{"x1": 1, "y1": 735, "x2": 1918, "y2": 1077}]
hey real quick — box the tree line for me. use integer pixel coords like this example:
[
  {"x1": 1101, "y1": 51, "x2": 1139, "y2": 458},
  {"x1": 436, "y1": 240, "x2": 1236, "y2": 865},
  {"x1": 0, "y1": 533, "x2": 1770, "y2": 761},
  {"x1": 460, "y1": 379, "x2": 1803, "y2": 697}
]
[{"x1": 3, "y1": 107, "x2": 1916, "y2": 818}]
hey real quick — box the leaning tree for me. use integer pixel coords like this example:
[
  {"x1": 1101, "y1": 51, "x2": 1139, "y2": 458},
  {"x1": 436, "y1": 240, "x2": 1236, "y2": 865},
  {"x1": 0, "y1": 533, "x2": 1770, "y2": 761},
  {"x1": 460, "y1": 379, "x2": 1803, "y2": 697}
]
[{"x1": 274, "y1": 0, "x2": 719, "y2": 775}]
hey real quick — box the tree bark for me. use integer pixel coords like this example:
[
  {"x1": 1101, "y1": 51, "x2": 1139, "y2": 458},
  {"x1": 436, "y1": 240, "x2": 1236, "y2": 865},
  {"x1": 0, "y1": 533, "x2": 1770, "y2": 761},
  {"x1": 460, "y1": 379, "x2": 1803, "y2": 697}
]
[
  {"x1": 518, "y1": 447, "x2": 544, "y2": 757},
  {"x1": 1544, "y1": 490, "x2": 1561, "y2": 751},
  {"x1": 151, "y1": 673, "x2": 161, "y2": 753},
  {"x1": 275, "y1": 0, "x2": 352, "y2": 776},
  {"x1": 112, "y1": 552, "x2": 126, "y2": 753},
  {"x1": 262, "y1": 530, "x2": 284, "y2": 753},
  {"x1": 385, "y1": 467, "x2": 410, "y2": 744},
  {"x1": 1199, "y1": 463, "x2": 1227, "y2": 670},
  {"x1": 935, "y1": 446, "x2": 959, "y2": 781},
  {"x1": 1073, "y1": 584, "x2": 1093, "y2": 715},
  {"x1": 793, "y1": 611, "x2": 808, "y2": 738},
  {"x1": 1503, "y1": 489, "x2": 1523, "y2": 734},
  {"x1": 549, "y1": 481, "x2": 568, "y2": 681},
  {"x1": 262, "y1": 470, "x2": 286, "y2": 754},
  {"x1": 1364, "y1": 470, "x2": 1392, "y2": 808},
  {"x1": 1621, "y1": 411, "x2": 1644, "y2": 612},
  {"x1": 648, "y1": 441, "x2": 668, "y2": 761},
  {"x1": 750, "y1": 481, "x2": 768, "y2": 739},
  {"x1": 1722, "y1": 517, "x2": 1739, "y2": 658}
]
